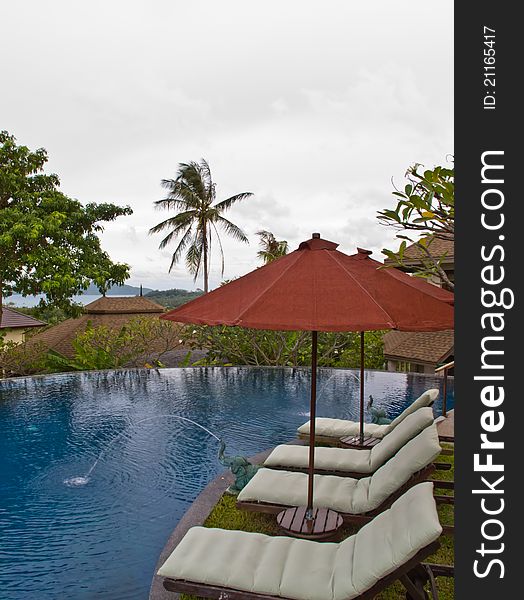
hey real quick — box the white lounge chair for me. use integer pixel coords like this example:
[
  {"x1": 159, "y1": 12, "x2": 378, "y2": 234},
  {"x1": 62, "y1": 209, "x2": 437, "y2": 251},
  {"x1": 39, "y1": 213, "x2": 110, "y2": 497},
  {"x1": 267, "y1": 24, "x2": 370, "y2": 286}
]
[
  {"x1": 297, "y1": 388, "x2": 439, "y2": 444},
  {"x1": 159, "y1": 483, "x2": 444, "y2": 600},
  {"x1": 238, "y1": 424, "x2": 442, "y2": 521},
  {"x1": 265, "y1": 406, "x2": 435, "y2": 477}
]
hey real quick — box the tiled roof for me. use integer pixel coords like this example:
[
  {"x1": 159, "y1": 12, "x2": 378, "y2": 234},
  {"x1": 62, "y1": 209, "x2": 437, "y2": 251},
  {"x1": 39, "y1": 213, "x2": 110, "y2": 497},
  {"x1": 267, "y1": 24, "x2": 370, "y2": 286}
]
[
  {"x1": 383, "y1": 329, "x2": 454, "y2": 366},
  {"x1": 85, "y1": 296, "x2": 164, "y2": 314},
  {"x1": 384, "y1": 237, "x2": 454, "y2": 265},
  {"x1": 27, "y1": 296, "x2": 166, "y2": 358},
  {"x1": 0, "y1": 307, "x2": 46, "y2": 329}
]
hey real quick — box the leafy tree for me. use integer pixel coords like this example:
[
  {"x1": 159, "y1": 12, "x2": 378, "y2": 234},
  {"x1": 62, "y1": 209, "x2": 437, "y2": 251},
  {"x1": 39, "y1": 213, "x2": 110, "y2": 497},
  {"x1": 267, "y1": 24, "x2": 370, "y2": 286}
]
[
  {"x1": 180, "y1": 325, "x2": 384, "y2": 369},
  {"x1": 149, "y1": 159, "x2": 251, "y2": 292},
  {"x1": 45, "y1": 317, "x2": 183, "y2": 372},
  {"x1": 378, "y1": 163, "x2": 454, "y2": 290},
  {"x1": 256, "y1": 230, "x2": 289, "y2": 264},
  {"x1": 0, "y1": 131, "x2": 133, "y2": 322}
]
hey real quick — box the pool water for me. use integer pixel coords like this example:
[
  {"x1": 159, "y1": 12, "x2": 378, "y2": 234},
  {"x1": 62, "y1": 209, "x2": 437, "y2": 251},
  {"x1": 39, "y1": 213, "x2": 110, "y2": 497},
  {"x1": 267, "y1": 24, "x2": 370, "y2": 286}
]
[{"x1": 0, "y1": 367, "x2": 454, "y2": 599}]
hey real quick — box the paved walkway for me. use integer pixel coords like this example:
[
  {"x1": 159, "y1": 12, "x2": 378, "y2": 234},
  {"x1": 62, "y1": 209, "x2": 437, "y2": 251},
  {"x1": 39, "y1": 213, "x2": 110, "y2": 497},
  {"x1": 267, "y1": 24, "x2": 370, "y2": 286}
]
[{"x1": 436, "y1": 409, "x2": 454, "y2": 439}]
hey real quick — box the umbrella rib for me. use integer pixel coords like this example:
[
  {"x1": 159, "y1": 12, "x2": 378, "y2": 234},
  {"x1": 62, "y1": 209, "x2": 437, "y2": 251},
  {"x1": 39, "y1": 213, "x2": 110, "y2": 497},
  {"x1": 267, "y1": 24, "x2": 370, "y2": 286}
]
[
  {"x1": 233, "y1": 251, "x2": 304, "y2": 325},
  {"x1": 327, "y1": 251, "x2": 397, "y2": 327}
]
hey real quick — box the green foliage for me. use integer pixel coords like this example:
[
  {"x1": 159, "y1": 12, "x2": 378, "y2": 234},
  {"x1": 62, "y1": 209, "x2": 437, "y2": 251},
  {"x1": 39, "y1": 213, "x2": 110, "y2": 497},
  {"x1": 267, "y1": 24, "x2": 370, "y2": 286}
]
[
  {"x1": 378, "y1": 162, "x2": 454, "y2": 289},
  {"x1": 0, "y1": 336, "x2": 49, "y2": 377},
  {"x1": 256, "y1": 230, "x2": 289, "y2": 264},
  {"x1": 180, "y1": 326, "x2": 385, "y2": 369},
  {"x1": 144, "y1": 287, "x2": 204, "y2": 308},
  {"x1": 149, "y1": 159, "x2": 251, "y2": 292},
  {"x1": 0, "y1": 131, "x2": 132, "y2": 317},
  {"x1": 45, "y1": 316, "x2": 183, "y2": 372}
]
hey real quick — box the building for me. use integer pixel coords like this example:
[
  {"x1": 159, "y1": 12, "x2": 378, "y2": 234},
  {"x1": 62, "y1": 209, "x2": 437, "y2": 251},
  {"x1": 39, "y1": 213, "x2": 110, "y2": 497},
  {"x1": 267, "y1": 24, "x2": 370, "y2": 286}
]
[
  {"x1": 28, "y1": 296, "x2": 165, "y2": 358},
  {"x1": 383, "y1": 237, "x2": 454, "y2": 374},
  {"x1": 383, "y1": 329, "x2": 454, "y2": 374},
  {"x1": 0, "y1": 307, "x2": 46, "y2": 344}
]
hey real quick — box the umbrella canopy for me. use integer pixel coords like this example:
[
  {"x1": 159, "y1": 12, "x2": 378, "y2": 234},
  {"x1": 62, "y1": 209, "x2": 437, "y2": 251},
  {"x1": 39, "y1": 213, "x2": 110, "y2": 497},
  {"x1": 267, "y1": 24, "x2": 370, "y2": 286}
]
[
  {"x1": 161, "y1": 234, "x2": 454, "y2": 530},
  {"x1": 161, "y1": 235, "x2": 453, "y2": 332}
]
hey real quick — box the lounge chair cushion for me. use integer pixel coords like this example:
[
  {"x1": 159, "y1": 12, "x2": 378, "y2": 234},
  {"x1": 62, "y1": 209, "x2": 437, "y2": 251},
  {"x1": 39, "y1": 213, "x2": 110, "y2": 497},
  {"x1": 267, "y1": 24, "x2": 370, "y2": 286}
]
[
  {"x1": 264, "y1": 407, "x2": 434, "y2": 474},
  {"x1": 297, "y1": 388, "x2": 438, "y2": 439},
  {"x1": 239, "y1": 425, "x2": 441, "y2": 514},
  {"x1": 298, "y1": 417, "x2": 389, "y2": 439},
  {"x1": 367, "y1": 424, "x2": 441, "y2": 506},
  {"x1": 387, "y1": 389, "x2": 439, "y2": 428},
  {"x1": 158, "y1": 483, "x2": 442, "y2": 600},
  {"x1": 368, "y1": 407, "x2": 434, "y2": 470},
  {"x1": 264, "y1": 443, "x2": 373, "y2": 473}
]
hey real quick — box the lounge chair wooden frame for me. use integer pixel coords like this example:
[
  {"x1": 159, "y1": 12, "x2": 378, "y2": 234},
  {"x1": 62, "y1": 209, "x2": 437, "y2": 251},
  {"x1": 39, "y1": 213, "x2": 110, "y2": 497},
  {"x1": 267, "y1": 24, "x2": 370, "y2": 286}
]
[
  {"x1": 265, "y1": 459, "x2": 450, "y2": 479},
  {"x1": 237, "y1": 465, "x2": 436, "y2": 524},
  {"x1": 297, "y1": 432, "x2": 453, "y2": 447},
  {"x1": 163, "y1": 540, "x2": 449, "y2": 600}
]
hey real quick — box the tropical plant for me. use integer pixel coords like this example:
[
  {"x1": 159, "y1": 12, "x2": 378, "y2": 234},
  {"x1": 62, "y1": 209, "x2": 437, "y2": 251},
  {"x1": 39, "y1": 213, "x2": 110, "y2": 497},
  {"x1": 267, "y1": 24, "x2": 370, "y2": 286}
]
[
  {"x1": 0, "y1": 336, "x2": 49, "y2": 377},
  {"x1": 179, "y1": 325, "x2": 385, "y2": 369},
  {"x1": 256, "y1": 230, "x2": 289, "y2": 264},
  {"x1": 378, "y1": 163, "x2": 454, "y2": 289},
  {"x1": 0, "y1": 131, "x2": 132, "y2": 323},
  {"x1": 149, "y1": 159, "x2": 251, "y2": 292},
  {"x1": 45, "y1": 317, "x2": 183, "y2": 372}
]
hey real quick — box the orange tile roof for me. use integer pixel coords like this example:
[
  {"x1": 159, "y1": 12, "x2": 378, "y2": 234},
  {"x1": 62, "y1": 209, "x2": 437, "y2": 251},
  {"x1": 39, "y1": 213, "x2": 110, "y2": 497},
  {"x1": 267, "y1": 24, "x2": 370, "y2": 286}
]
[{"x1": 383, "y1": 329, "x2": 454, "y2": 365}]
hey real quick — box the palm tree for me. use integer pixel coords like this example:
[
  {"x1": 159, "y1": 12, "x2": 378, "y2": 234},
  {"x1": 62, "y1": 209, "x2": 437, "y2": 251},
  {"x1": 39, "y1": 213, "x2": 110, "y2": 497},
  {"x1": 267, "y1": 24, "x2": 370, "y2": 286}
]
[
  {"x1": 150, "y1": 159, "x2": 252, "y2": 292},
  {"x1": 256, "y1": 230, "x2": 289, "y2": 264}
]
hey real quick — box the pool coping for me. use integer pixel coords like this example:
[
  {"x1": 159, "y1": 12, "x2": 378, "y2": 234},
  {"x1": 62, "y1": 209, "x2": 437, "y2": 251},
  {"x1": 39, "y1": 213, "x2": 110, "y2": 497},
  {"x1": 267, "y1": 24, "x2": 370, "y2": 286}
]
[
  {"x1": 148, "y1": 443, "x2": 304, "y2": 600},
  {"x1": 0, "y1": 364, "x2": 455, "y2": 384}
]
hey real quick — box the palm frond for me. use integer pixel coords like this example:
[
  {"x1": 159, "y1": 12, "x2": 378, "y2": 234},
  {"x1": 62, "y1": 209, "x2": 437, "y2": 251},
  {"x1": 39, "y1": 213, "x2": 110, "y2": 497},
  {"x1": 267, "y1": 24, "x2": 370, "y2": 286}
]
[
  {"x1": 149, "y1": 211, "x2": 197, "y2": 236},
  {"x1": 169, "y1": 228, "x2": 194, "y2": 272},
  {"x1": 185, "y1": 240, "x2": 203, "y2": 279},
  {"x1": 215, "y1": 216, "x2": 249, "y2": 243},
  {"x1": 215, "y1": 192, "x2": 253, "y2": 212},
  {"x1": 210, "y1": 221, "x2": 225, "y2": 276}
]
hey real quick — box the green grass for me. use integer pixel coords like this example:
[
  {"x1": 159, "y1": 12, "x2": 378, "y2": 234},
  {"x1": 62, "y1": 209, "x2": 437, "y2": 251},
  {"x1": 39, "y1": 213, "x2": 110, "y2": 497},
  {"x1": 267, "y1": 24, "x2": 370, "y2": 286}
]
[{"x1": 181, "y1": 445, "x2": 454, "y2": 600}]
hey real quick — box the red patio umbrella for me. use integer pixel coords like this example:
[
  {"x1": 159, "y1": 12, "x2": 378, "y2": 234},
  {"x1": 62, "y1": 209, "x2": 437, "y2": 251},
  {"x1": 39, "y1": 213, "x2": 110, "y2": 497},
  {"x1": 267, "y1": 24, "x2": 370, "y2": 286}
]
[{"x1": 161, "y1": 234, "x2": 454, "y2": 535}]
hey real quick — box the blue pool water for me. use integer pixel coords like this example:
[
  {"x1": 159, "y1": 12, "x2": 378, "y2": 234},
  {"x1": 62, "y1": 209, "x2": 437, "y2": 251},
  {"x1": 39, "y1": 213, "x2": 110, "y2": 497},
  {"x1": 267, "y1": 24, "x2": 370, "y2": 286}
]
[{"x1": 0, "y1": 367, "x2": 454, "y2": 600}]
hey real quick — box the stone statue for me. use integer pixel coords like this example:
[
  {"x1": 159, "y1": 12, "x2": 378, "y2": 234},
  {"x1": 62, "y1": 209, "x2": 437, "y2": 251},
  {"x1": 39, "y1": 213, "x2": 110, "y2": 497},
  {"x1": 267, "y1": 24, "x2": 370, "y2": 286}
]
[
  {"x1": 218, "y1": 440, "x2": 260, "y2": 495},
  {"x1": 367, "y1": 394, "x2": 392, "y2": 425}
]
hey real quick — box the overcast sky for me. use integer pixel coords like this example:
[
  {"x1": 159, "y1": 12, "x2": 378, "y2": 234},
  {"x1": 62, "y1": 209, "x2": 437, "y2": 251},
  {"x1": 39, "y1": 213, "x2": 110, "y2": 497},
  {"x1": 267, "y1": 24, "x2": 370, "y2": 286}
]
[{"x1": 2, "y1": 0, "x2": 453, "y2": 291}]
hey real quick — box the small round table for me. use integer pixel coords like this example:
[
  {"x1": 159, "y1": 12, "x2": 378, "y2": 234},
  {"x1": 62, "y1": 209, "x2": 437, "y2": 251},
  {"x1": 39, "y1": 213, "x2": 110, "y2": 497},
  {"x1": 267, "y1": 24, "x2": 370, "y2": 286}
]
[
  {"x1": 339, "y1": 435, "x2": 381, "y2": 449},
  {"x1": 276, "y1": 506, "x2": 343, "y2": 540}
]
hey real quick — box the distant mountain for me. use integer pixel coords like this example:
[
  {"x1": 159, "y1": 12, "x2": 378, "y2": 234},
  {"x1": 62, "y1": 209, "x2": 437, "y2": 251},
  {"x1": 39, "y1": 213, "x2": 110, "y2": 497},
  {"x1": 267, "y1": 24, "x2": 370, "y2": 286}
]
[
  {"x1": 144, "y1": 288, "x2": 204, "y2": 308},
  {"x1": 82, "y1": 284, "x2": 153, "y2": 295}
]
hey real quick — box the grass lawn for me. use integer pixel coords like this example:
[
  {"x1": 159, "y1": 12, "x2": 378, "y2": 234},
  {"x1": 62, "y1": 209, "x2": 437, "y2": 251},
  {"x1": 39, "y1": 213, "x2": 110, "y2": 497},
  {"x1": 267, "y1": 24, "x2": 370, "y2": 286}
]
[{"x1": 180, "y1": 445, "x2": 454, "y2": 600}]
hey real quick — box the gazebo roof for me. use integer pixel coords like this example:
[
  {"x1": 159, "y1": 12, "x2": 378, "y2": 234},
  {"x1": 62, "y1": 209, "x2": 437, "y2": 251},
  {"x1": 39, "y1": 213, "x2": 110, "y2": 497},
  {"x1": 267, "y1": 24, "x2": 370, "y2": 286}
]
[{"x1": 28, "y1": 296, "x2": 165, "y2": 358}]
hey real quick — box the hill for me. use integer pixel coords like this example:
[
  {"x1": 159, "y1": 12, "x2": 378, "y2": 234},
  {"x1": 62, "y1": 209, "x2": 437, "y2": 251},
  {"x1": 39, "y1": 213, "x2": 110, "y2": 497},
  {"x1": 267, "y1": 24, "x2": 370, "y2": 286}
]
[
  {"x1": 82, "y1": 283, "x2": 153, "y2": 295},
  {"x1": 144, "y1": 288, "x2": 204, "y2": 308}
]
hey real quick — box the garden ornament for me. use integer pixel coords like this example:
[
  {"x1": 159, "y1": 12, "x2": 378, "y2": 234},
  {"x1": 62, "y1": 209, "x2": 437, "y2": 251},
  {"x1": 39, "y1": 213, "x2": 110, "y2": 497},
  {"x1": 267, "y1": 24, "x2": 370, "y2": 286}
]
[
  {"x1": 218, "y1": 440, "x2": 260, "y2": 495},
  {"x1": 368, "y1": 395, "x2": 392, "y2": 425}
]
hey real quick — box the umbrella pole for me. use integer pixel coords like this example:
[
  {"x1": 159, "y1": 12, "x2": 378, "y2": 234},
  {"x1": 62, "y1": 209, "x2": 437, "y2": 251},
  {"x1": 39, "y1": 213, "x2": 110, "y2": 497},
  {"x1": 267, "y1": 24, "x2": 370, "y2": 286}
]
[
  {"x1": 306, "y1": 330, "x2": 318, "y2": 518},
  {"x1": 359, "y1": 331, "x2": 365, "y2": 445}
]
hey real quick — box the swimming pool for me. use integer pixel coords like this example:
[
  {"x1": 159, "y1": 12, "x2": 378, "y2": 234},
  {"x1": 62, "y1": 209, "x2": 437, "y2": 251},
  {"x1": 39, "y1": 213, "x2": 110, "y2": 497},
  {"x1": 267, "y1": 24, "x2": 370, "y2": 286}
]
[{"x1": 0, "y1": 367, "x2": 454, "y2": 599}]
